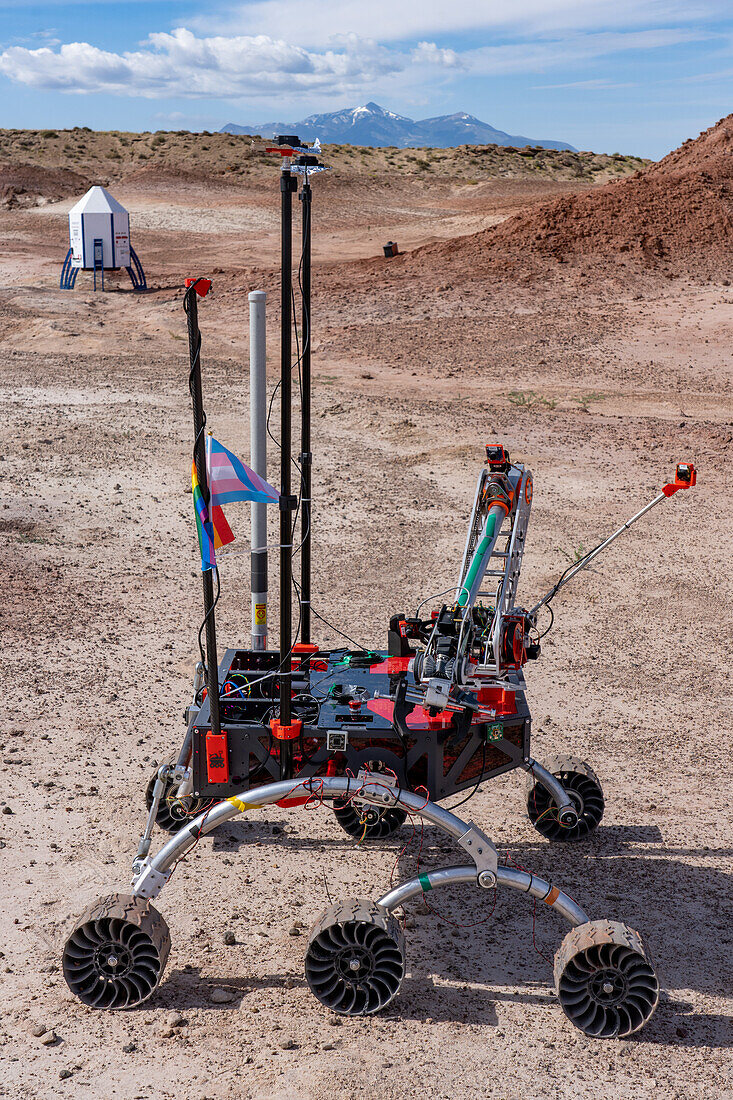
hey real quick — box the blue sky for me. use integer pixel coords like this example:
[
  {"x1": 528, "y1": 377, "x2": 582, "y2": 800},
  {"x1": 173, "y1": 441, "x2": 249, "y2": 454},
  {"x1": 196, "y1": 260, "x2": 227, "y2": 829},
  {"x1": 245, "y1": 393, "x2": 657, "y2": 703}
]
[{"x1": 1, "y1": 1, "x2": 731, "y2": 157}]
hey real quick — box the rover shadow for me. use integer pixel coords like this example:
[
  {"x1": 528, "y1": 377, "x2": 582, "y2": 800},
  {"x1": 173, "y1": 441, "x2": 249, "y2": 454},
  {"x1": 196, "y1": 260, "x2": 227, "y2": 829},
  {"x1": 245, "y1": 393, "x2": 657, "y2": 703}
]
[
  {"x1": 209, "y1": 818, "x2": 686, "y2": 854},
  {"x1": 389, "y1": 824, "x2": 732, "y2": 1048},
  {"x1": 209, "y1": 817, "x2": 369, "y2": 852},
  {"x1": 159, "y1": 966, "x2": 543, "y2": 1026},
  {"x1": 158, "y1": 968, "x2": 305, "y2": 1010},
  {"x1": 188, "y1": 814, "x2": 731, "y2": 1044}
]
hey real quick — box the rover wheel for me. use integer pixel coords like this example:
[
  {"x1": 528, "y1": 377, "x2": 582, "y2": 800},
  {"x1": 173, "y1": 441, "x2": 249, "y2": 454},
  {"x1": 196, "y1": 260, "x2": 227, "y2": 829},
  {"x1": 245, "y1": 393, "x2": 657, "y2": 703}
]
[
  {"x1": 305, "y1": 898, "x2": 406, "y2": 1015},
  {"x1": 555, "y1": 919, "x2": 659, "y2": 1038},
  {"x1": 527, "y1": 754, "x2": 604, "y2": 841},
  {"x1": 145, "y1": 761, "x2": 210, "y2": 832},
  {"x1": 332, "y1": 800, "x2": 407, "y2": 840},
  {"x1": 62, "y1": 894, "x2": 170, "y2": 1009}
]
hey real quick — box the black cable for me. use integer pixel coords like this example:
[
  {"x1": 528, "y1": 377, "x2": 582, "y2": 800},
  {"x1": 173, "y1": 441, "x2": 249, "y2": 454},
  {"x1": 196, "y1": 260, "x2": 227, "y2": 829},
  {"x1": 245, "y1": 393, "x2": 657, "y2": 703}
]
[
  {"x1": 196, "y1": 566, "x2": 220, "y2": 672},
  {"x1": 538, "y1": 603, "x2": 554, "y2": 640},
  {"x1": 265, "y1": 376, "x2": 283, "y2": 452},
  {"x1": 298, "y1": 189, "x2": 311, "y2": 361},
  {"x1": 543, "y1": 537, "x2": 606, "y2": 612},
  {"x1": 266, "y1": 217, "x2": 309, "y2": 454},
  {"x1": 390, "y1": 717, "x2": 411, "y2": 764},
  {"x1": 446, "y1": 740, "x2": 487, "y2": 811},
  {"x1": 308, "y1": 606, "x2": 369, "y2": 651},
  {"x1": 292, "y1": 283, "x2": 303, "y2": 406}
]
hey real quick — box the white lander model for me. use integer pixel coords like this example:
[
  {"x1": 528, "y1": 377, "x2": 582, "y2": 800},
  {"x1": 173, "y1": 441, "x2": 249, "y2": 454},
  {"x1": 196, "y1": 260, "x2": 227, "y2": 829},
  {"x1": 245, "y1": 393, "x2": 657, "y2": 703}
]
[{"x1": 60, "y1": 185, "x2": 146, "y2": 291}]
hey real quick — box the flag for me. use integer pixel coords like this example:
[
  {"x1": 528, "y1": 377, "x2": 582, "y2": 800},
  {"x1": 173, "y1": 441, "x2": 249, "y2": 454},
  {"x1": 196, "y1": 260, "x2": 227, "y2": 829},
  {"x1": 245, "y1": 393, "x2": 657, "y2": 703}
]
[
  {"x1": 207, "y1": 436, "x2": 279, "y2": 506},
  {"x1": 191, "y1": 461, "x2": 234, "y2": 572}
]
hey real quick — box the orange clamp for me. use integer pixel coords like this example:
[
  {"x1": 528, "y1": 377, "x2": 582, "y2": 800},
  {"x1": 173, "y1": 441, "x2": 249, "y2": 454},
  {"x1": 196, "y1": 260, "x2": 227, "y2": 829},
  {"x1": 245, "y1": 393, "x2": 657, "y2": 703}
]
[
  {"x1": 270, "y1": 718, "x2": 303, "y2": 741},
  {"x1": 292, "y1": 643, "x2": 319, "y2": 668}
]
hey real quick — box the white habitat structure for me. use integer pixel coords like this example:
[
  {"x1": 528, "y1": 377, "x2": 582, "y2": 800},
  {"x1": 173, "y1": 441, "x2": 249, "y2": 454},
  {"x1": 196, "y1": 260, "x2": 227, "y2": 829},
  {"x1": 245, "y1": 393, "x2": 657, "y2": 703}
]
[{"x1": 60, "y1": 185, "x2": 146, "y2": 291}]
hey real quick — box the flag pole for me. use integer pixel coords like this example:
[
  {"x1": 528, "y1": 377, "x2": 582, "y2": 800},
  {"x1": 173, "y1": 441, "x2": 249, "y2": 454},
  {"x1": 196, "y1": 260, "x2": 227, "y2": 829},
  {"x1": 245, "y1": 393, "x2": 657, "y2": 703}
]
[
  {"x1": 184, "y1": 278, "x2": 221, "y2": 740},
  {"x1": 299, "y1": 174, "x2": 312, "y2": 643},
  {"x1": 279, "y1": 161, "x2": 297, "y2": 776}
]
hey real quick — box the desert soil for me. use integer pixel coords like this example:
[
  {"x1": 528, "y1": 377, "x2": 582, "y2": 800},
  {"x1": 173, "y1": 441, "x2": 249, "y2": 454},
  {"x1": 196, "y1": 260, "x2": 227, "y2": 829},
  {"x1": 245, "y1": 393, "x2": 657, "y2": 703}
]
[{"x1": 0, "y1": 134, "x2": 731, "y2": 1100}]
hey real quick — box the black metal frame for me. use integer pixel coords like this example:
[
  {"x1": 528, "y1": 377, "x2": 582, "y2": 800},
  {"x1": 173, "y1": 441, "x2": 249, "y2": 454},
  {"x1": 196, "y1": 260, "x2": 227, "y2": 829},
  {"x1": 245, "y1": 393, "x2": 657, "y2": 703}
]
[{"x1": 190, "y1": 647, "x2": 530, "y2": 800}]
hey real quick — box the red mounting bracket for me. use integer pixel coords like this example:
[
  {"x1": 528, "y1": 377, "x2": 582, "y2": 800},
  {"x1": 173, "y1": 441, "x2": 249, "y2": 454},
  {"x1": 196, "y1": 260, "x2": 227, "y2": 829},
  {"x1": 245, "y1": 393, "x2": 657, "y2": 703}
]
[
  {"x1": 663, "y1": 462, "x2": 697, "y2": 497},
  {"x1": 184, "y1": 278, "x2": 212, "y2": 297},
  {"x1": 270, "y1": 718, "x2": 303, "y2": 742}
]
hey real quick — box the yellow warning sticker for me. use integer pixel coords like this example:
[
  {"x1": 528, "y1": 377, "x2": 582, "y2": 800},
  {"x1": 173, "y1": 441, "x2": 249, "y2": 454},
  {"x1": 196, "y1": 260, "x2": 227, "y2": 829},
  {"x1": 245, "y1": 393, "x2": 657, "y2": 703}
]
[{"x1": 254, "y1": 603, "x2": 267, "y2": 626}]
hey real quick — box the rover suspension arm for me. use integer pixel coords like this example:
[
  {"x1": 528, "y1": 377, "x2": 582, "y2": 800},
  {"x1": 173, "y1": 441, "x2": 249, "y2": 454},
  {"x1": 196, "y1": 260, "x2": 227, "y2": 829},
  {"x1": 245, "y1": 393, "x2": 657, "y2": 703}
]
[{"x1": 130, "y1": 777, "x2": 588, "y2": 927}]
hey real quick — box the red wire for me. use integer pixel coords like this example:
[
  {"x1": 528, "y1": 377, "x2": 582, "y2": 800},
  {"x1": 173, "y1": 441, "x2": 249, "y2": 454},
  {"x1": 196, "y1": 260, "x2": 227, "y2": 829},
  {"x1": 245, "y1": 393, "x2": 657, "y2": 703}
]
[{"x1": 503, "y1": 850, "x2": 552, "y2": 965}]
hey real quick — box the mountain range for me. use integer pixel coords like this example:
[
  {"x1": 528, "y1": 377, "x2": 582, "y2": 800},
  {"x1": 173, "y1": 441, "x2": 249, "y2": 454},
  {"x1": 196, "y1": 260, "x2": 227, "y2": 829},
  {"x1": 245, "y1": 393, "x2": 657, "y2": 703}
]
[{"x1": 220, "y1": 102, "x2": 576, "y2": 151}]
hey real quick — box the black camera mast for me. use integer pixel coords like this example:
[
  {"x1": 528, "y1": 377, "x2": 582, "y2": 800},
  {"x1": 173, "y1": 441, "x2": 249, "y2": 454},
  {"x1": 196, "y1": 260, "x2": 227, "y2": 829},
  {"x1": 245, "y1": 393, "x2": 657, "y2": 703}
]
[{"x1": 265, "y1": 136, "x2": 329, "y2": 760}]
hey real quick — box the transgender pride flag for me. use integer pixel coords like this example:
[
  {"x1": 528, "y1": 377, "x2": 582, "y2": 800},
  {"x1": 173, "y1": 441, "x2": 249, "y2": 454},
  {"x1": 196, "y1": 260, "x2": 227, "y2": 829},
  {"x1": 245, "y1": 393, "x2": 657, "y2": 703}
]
[{"x1": 206, "y1": 436, "x2": 279, "y2": 507}]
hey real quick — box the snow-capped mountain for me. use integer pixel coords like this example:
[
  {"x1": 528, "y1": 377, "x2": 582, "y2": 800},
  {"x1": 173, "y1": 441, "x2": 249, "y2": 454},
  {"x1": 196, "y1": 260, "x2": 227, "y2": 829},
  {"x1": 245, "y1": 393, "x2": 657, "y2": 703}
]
[{"x1": 220, "y1": 102, "x2": 575, "y2": 151}]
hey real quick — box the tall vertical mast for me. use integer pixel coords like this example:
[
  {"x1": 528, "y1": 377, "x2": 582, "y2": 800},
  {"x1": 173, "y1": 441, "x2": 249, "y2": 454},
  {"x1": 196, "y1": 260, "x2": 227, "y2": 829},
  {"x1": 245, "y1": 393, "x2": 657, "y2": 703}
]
[
  {"x1": 279, "y1": 162, "x2": 297, "y2": 758},
  {"x1": 249, "y1": 289, "x2": 268, "y2": 651},
  {"x1": 299, "y1": 177, "x2": 312, "y2": 642}
]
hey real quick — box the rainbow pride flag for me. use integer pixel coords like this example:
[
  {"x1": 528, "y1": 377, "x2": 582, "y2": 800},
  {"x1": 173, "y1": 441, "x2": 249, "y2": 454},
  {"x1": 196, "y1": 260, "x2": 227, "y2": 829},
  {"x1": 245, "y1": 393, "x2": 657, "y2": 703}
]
[{"x1": 191, "y1": 461, "x2": 234, "y2": 572}]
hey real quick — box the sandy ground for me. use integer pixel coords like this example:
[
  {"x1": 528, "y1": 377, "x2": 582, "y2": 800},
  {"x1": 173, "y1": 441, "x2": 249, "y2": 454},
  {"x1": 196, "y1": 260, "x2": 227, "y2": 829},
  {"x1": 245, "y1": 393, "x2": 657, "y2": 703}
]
[{"x1": 1, "y1": 171, "x2": 732, "y2": 1100}]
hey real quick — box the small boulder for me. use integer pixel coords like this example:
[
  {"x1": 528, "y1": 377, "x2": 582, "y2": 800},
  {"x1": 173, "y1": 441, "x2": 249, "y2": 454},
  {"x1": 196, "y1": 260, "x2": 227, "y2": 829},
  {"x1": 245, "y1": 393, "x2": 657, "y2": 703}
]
[{"x1": 210, "y1": 987, "x2": 235, "y2": 1004}]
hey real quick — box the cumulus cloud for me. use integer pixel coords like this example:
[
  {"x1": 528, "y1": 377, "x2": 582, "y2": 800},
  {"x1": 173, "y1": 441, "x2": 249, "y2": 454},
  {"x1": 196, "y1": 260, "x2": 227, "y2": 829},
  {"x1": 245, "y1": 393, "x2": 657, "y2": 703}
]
[
  {"x1": 411, "y1": 42, "x2": 461, "y2": 68},
  {"x1": 0, "y1": 28, "x2": 407, "y2": 98},
  {"x1": 0, "y1": 19, "x2": 718, "y2": 99}
]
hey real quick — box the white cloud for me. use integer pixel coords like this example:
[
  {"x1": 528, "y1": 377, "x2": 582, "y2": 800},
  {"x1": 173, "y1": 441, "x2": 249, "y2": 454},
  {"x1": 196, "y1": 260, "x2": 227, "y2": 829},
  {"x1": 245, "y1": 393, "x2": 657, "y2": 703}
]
[
  {"x1": 0, "y1": 28, "x2": 405, "y2": 98},
  {"x1": 412, "y1": 42, "x2": 461, "y2": 68},
  {"x1": 458, "y1": 27, "x2": 713, "y2": 75},
  {"x1": 0, "y1": 18, "x2": 720, "y2": 100},
  {"x1": 193, "y1": 0, "x2": 724, "y2": 47},
  {"x1": 533, "y1": 77, "x2": 638, "y2": 88}
]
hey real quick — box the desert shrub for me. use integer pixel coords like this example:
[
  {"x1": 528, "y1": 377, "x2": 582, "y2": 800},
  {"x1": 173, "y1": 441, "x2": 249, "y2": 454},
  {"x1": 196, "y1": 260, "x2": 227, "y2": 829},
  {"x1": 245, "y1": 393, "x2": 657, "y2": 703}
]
[
  {"x1": 574, "y1": 391, "x2": 605, "y2": 410},
  {"x1": 507, "y1": 390, "x2": 557, "y2": 409}
]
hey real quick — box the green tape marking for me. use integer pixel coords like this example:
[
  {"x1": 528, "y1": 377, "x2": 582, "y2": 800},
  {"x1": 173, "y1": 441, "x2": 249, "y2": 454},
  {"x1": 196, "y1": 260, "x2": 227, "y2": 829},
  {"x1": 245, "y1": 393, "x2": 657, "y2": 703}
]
[{"x1": 419, "y1": 872, "x2": 433, "y2": 893}]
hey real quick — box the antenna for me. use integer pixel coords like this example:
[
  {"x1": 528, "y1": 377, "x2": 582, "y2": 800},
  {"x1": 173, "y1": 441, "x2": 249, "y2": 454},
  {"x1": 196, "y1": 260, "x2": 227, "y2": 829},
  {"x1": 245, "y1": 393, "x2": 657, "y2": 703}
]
[{"x1": 259, "y1": 136, "x2": 330, "y2": 773}]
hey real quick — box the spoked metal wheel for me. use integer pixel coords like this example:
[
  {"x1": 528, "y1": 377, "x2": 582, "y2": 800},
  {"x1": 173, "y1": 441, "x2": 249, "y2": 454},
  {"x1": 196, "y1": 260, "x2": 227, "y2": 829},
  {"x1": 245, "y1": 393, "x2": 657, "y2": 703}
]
[
  {"x1": 145, "y1": 761, "x2": 211, "y2": 833},
  {"x1": 305, "y1": 898, "x2": 406, "y2": 1015},
  {"x1": 555, "y1": 920, "x2": 659, "y2": 1038},
  {"x1": 332, "y1": 800, "x2": 407, "y2": 840},
  {"x1": 332, "y1": 755, "x2": 407, "y2": 840},
  {"x1": 527, "y1": 754, "x2": 604, "y2": 841},
  {"x1": 62, "y1": 894, "x2": 170, "y2": 1009}
]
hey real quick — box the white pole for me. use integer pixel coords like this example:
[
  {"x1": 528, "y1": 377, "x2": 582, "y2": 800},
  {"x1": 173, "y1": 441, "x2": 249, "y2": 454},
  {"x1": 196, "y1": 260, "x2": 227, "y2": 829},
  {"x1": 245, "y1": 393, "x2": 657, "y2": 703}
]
[{"x1": 249, "y1": 291, "x2": 267, "y2": 650}]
